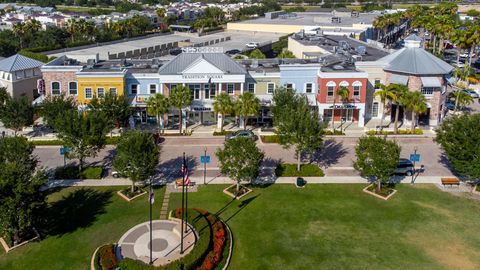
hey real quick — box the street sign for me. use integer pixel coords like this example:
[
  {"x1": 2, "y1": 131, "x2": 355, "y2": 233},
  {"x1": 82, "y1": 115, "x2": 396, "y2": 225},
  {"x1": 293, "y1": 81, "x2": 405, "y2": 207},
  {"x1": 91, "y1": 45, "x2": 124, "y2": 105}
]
[
  {"x1": 60, "y1": 146, "x2": 71, "y2": 155},
  {"x1": 409, "y1": 154, "x2": 420, "y2": 162},
  {"x1": 200, "y1": 155, "x2": 211, "y2": 164}
]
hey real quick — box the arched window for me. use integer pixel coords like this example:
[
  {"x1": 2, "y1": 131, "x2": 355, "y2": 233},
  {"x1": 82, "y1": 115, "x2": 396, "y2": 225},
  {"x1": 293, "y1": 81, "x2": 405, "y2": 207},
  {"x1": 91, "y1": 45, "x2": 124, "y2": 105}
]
[
  {"x1": 353, "y1": 81, "x2": 362, "y2": 97},
  {"x1": 326, "y1": 81, "x2": 336, "y2": 97},
  {"x1": 68, "y1": 82, "x2": 77, "y2": 95},
  {"x1": 339, "y1": 81, "x2": 349, "y2": 87},
  {"x1": 51, "y1": 82, "x2": 60, "y2": 95}
]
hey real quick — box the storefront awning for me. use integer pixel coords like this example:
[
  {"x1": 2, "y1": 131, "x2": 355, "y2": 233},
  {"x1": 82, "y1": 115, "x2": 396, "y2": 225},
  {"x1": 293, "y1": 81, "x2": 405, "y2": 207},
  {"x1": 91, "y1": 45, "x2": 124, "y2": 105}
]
[
  {"x1": 389, "y1": 74, "x2": 409, "y2": 85},
  {"x1": 421, "y1": 77, "x2": 441, "y2": 87},
  {"x1": 446, "y1": 76, "x2": 457, "y2": 85}
]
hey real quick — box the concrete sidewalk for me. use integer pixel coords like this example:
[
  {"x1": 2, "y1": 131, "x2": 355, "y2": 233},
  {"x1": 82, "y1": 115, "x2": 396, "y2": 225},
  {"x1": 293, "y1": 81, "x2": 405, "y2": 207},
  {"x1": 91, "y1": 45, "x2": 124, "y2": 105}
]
[{"x1": 42, "y1": 175, "x2": 450, "y2": 189}]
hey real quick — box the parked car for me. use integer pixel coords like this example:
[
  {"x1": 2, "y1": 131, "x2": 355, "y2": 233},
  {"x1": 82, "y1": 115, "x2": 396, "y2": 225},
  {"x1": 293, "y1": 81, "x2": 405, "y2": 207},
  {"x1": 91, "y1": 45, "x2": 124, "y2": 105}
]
[
  {"x1": 394, "y1": 158, "x2": 415, "y2": 176},
  {"x1": 445, "y1": 100, "x2": 456, "y2": 111},
  {"x1": 112, "y1": 170, "x2": 123, "y2": 178},
  {"x1": 225, "y1": 130, "x2": 257, "y2": 141},
  {"x1": 462, "y1": 89, "x2": 479, "y2": 98},
  {"x1": 245, "y1": 42, "x2": 259, "y2": 49},
  {"x1": 226, "y1": 49, "x2": 241, "y2": 55},
  {"x1": 169, "y1": 48, "x2": 182, "y2": 56}
]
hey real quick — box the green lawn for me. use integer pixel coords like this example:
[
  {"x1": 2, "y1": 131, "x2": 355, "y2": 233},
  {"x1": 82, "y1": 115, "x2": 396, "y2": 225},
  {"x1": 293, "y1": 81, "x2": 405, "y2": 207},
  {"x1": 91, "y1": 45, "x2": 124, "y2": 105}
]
[
  {"x1": 169, "y1": 184, "x2": 480, "y2": 270},
  {"x1": 0, "y1": 186, "x2": 164, "y2": 270}
]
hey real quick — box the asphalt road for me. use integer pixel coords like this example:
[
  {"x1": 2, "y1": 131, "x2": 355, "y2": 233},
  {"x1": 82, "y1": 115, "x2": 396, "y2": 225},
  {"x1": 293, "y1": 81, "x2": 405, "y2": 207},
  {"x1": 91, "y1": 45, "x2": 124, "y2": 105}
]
[{"x1": 33, "y1": 136, "x2": 454, "y2": 178}]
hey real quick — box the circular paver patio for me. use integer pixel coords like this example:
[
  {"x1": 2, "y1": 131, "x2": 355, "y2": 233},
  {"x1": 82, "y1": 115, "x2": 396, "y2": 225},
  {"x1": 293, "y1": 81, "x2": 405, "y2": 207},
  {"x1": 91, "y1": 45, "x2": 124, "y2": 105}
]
[{"x1": 117, "y1": 219, "x2": 196, "y2": 266}]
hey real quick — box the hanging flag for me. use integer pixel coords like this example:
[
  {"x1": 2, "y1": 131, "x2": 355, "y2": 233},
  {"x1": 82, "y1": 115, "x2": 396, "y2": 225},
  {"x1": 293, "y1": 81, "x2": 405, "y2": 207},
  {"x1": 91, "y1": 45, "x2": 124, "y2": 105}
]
[{"x1": 149, "y1": 191, "x2": 155, "y2": 205}]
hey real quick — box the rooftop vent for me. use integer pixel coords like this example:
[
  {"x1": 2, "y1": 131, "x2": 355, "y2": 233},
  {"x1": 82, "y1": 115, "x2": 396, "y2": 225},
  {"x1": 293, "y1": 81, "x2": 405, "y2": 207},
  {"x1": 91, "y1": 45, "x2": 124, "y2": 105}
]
[
  {"x1": 86, "y1": 59, "x2": 95, "y2": 68},
  {"x1": 356, "y1": 46, "x2": 366, "y2": 56},
  {"x1": 333, "y1": 64, "x2": 344, "y2": 70}
]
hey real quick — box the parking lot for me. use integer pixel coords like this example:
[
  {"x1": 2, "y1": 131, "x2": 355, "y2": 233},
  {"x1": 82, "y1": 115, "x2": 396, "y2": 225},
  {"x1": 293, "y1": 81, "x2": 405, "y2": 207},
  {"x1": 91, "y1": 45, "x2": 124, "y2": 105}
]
[{"x1": 48, "y1": 30, "x2": 284, "y2": 61}]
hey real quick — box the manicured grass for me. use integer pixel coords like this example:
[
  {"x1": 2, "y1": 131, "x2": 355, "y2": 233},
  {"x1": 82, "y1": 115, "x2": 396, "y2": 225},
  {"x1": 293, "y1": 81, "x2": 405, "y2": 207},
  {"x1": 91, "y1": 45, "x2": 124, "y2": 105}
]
[
  {"x1": 0, "y1": 186, "x2": 164, "y2": 270},
  {"x1": 275, "y1": 163, "x2": 325, "y2": 177},
  {"x1": 169, "y1": 184, "x2": 480, "y2": 270},
  {"x1": 260, "y1": 135, "x2": 279, "y2": 143}
]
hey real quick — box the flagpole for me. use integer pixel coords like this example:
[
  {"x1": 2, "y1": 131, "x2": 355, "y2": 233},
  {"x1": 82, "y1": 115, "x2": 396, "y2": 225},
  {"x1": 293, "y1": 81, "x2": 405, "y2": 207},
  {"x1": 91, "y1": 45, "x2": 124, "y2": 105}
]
[
  {"x1": 180, "y1": 152, "x2": 185, "y2": 254},
  {"x1": 184, "y1": 153, "x2": 188, "y2": 233},
  {"x1": 149, "y1": 177, "x2": 153, "y2": 265}
]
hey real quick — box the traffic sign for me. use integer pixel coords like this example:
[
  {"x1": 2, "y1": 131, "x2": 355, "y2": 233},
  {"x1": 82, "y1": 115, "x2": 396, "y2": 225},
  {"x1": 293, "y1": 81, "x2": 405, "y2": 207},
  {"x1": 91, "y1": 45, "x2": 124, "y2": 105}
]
[
  {"x1": 200, "y1": 155, "x2": 211, "y2": 164},
  {"x1": 409, "y1": 154, "x2": 420, "y2": 162},
  {"x1": 60, "y1": 146, "x2": 71, "y2": 155}
]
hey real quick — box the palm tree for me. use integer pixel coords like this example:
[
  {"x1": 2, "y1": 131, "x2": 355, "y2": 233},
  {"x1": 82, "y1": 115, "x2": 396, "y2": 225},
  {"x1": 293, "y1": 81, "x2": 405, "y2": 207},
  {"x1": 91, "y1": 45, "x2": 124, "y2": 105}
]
[
  {"x1": 213, "y1": 93, "x2": 234, "y2": 132},
  {"x1": 12, "y1": 22, "x2": 26, "y2": 49},
  {"x1": 336, "y1": 86, "x2": 350, "y2": 133},
  {"x1": 373, "y1": 83, "x2": 396, "y2": 133},
  {"x1": 169, "y1": 85, "x2": 192, "y2": 134},
  {"x1": 235, "y1": 92, "x2": 260, "y2": 130},
  {"x1": 388, "y1": 84, "x2": 408, "y2": 134},
  {"x1": 25, "y1": 19, "x2": 42, "y2": 33},
  {"x1": 452, "y1": 90, "x2": 474, "y2": 112},
  {"x1": 451, "y1": 28, "x2": 475, "y2": 66},
  {"x1": 402, "y1": 91, "x2": 427, "y2": 134},
  {"x1": 65, "y1": 19, "x2": 77, "y2": 43},
  {"x1": 156, "y1": 8, "x2": 166, "y2": 19},
  {"x1": 147, "y1": 93, "x2": 169, "y2": 133}
]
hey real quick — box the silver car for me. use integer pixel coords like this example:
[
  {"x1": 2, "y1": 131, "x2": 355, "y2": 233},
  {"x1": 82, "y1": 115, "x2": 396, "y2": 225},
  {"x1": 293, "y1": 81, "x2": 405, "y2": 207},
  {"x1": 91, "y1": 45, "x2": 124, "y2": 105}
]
[
  {"x1": 462, "y1": 89, "x2": 479, "y2": 99},
  {"x1": 394, "y1": 159, "x2": 415, "y2": 176}
]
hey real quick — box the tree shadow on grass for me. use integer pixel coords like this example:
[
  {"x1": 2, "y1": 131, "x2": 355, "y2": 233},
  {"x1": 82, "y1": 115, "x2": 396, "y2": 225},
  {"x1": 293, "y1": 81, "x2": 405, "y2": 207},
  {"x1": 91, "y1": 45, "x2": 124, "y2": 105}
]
[
  {"x1": 311, "y1": 139, "x2": 348, "y2": 169},
  {"x1": 42, "y1": 188, "x2": 112, "y2": 237}
]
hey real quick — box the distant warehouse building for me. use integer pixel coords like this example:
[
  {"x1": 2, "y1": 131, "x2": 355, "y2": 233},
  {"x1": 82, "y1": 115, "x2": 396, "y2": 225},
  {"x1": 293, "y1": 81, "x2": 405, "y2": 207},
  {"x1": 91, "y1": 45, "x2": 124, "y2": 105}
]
[{"x1": 227, "y1": 11, "x2": 378, "y2": 41}]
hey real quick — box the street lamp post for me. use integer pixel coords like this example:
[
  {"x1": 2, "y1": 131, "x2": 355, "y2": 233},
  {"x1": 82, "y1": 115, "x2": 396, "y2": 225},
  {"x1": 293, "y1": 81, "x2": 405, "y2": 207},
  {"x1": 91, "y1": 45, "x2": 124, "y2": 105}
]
[
  {"x1": 204, "y1": 147, "x2": 207, "y2": 185},
  {"x1": 149, "y1": 177, "x2": 154, "y2": 265},
  {"x1": 412, "y1": 146, "x2": 417, "y2": 184}
]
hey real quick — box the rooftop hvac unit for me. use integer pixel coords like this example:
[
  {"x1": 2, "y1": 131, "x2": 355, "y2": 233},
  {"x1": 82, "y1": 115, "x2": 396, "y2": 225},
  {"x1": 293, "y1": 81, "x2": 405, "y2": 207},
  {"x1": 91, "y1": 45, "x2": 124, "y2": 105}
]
[
  {"x1": 333, "y1": 65, "x2": 344, "y2": 70},
  {"x1": 86, "y1": 59, "x2": 96, "y2": 68},
  {"x1": 338, "y1": 40, "x2": 351, "y2": 51}
]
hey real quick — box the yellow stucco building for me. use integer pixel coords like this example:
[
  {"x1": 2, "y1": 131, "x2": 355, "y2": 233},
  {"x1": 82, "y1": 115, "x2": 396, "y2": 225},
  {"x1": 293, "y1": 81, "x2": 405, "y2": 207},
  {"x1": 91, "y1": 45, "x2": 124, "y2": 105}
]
[{"x1": 76, "y1": 70, "x2": 126, "y2": 105}]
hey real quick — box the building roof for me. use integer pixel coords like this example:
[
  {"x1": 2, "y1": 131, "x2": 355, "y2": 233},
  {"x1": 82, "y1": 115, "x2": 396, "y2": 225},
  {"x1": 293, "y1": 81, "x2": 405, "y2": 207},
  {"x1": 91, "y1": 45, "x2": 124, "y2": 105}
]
[
  {"x1": 158, "y1": 53, "x2": 246, "y2": 75},
  {"x1": 0, "y1": 54, "x2": 44, "y2": 72},
  {"x1": 383, "y1": 47, "x2": 454, "y2": 75}
]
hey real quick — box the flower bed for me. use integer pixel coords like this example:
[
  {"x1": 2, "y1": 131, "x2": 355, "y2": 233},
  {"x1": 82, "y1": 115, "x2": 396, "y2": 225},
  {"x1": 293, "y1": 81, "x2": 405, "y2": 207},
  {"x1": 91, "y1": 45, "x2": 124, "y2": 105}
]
[
  {"x1": 93, "y1": 244, "x2": 118, "y2": 270},
  {"x1": 363, "y1": 184, "x2": 397, "y2": 200},
  {"x1": 54, "y1": 166, "x2": 103, "y2": 179},
  {"x1": 213, "y1": 130, "x2": 234, "y2": 136},
  {"x1": 117, "y1": 188, "x2": 147, "y2": 202},
  {"x1": 260, "y1": 135, "x2": 279, "y2": 143},
  {"x1": 324, "y1": 130, "x2": 345, "y2": 135},
  {"x1": 366, "y1": 129, "x2": 424, "y2": 135},
  {"x1": 275, "y1": 164, "x2": 324, "y2": 177},
  {"x1": 0, "y1": 228, "x2": 40, "y2": 253},
  {"x1": 223, "y1": 185, "x2": 252, "y2": 200}
]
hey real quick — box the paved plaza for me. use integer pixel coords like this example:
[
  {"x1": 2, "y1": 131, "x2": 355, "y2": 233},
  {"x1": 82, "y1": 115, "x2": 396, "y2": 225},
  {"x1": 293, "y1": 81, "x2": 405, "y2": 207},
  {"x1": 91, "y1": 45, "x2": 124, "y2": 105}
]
[{"x1": 117, "y1": 220, "x2": 195, "y2": 267}]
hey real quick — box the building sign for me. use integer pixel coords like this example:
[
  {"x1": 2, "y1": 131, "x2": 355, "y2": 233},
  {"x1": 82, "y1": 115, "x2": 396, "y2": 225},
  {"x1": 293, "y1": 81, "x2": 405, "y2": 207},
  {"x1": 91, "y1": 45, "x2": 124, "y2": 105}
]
[
  {"x1": 182, "y1": 47, "x2": 223, "y2": 53},
  {"x1": 329, "y1": 104, "x2": 356, "y2": 109},
  {"x1": 37, "y1": 79, "x2": 45, "y2": 95},
  {"x1": 136, "y1": 96, "x2": 150, "y2": 103},
  {"x1": 192, "y1": 107, "x2": 212, "y2": 112},
  {"x1": 182, "y1": 74, "x2": 223, "y2": 80}
]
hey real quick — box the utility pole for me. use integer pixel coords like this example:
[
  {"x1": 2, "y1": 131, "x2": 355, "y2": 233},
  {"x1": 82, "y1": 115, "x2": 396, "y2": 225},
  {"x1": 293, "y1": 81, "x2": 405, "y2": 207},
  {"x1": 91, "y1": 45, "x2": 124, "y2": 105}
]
[{"x1": 180, "y1": 152, "x2": 185, "y2": 254}]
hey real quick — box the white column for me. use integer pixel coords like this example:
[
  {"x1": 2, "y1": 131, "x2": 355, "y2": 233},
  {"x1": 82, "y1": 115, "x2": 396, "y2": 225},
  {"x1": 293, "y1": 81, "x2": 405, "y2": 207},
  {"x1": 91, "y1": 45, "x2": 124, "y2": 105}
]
[
  {"x1": 358, "y1": 105, "x2": 365, "y2": 127},
  {"x1": 240, "y1": 83, "x2": 244, "y2": 94},
  {"x1": 217, "y1": 113, "x2": 222, "y2": 129},
  {"x1": 239, "y1": 117, "x2": 245, "y2": 129},
  {"x1": 218, "y1": 83, "x2": 222, "y2": 94},
  {"x1": 160, "y1": 83, "x2": 164, "y2": 95}
]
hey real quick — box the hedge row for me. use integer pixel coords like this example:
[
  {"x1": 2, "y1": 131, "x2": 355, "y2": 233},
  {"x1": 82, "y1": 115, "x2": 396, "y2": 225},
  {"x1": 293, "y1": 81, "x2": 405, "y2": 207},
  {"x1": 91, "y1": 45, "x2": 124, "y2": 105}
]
[
  {"x1": 213, "y1": 130, "x2": 233, "y2": 136},
  {"x1": 54, "y1": 166, "x2": 103, "y2": 179},
  {"x1": 275, "y1": 163, "x2": 325, "y2": 177},
  {"x1": 30, "y1": 137, "x2": 120, "y2": 146},
  {"x1": 366, "y1": 128, "x2": 424, "y2": 136}
]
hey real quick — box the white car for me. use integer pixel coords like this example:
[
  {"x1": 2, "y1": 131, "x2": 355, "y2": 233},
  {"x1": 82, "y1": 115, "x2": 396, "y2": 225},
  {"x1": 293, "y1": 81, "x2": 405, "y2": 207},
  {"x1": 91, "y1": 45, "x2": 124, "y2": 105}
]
[{"x1": 246, "y1": 42, "x2": 259, "y2": 48}]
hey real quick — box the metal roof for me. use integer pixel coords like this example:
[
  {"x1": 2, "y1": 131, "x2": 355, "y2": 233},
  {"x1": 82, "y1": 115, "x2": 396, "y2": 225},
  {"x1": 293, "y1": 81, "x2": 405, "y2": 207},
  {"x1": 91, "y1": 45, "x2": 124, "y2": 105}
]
[
  {"x1": 158, "y1": 53, "x2": 246, "y2": 75},
  {"x1": 421, "y1": 76, "x2": 441, "y2": 87},
  {"x1": 383, "y1": 48, "x2": 453, "y2": 75},
  {"x1": 390, "y1": 74, "x2": 409, "y2": 85},
  {"x1": 0, "y1": 54, "x2": 44, "y2": 72}
]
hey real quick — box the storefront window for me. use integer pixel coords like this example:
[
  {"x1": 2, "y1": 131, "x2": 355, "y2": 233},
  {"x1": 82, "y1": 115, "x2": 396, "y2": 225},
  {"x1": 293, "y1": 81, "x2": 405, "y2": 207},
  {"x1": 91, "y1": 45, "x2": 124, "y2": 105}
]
[
  {"x1": 85, "y1": 88, "x2": 92, "y2": 99},
  {"x1": 227, "y1": 84, "x2": 234, "y2": 94},
  {"x1": 267, "y1": 83, "x2": 275, "y2": 94},
  {"x1": 97, "y1": 88, "x2": 105, "y2": 98},
  {"x1": 51, "y1": 82, "x2": 60, "y2": 95}
]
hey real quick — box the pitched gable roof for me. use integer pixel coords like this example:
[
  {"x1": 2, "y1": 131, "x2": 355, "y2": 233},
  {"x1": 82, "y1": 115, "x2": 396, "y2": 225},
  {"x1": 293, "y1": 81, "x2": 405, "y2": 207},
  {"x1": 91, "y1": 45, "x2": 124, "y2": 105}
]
[
  {"x1": 158, "y1": 53, "x2": 246, "y2": 75},
  {"x1": 0, "y1": 54, "x2": 44, "y2": 72},
  {"x1": 382, "y1": 48, "x2": 453, "y2": 75}
]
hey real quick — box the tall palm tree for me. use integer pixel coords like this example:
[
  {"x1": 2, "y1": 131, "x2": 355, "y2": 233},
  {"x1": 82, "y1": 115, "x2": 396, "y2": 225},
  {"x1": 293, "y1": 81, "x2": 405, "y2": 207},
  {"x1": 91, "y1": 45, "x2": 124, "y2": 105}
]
[
  {"x1": 213, "y1": 93, "x2": 234, "y2": 132},
  {"x1": 65, "y1": 19, "x2": 77, "y2": 43},
  {"x1": 452, "y1": 90, "x2": 474, "y2": 112},
  {"x1": 336, "y1": 86, "x2": 350, "y2": 133},
  {"x1": 147, "y1": 93, "x2": 169, "y2": 133},
  {"x1": 235, "y1": 92, "x2": 260, "y2": 130},
  {"x1": 169, "y1": 85, "x2": 192, "y2": 134},
  {"x1": 435, "y1": 15, "x2": 455, "y2": 54},
  {"x1": 402, "y1": 91, "x2": 427, "y2": 134},
  {"x1": 12, "y1": 22, "x2": 26, "y2": 49},
  {"x1": 373, "y1": 83, "x2": 396, "y2": 133},
  {"x1": 451, "y1": 28, "x2": 475, "y2": 66},
  {"x1": 25, "y1": 19, "x2": 42, "y2": 33},
  {"x1": 156, "y1": 8, "x2": 166, "y2": 19},
  {"x1": 388, "y1": 84, "x2": 408, "y2": 134}
]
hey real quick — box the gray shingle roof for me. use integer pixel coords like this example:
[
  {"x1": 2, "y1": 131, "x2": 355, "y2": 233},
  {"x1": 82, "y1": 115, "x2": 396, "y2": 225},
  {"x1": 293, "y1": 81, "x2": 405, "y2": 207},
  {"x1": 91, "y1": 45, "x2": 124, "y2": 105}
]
[
  {"x1": 0, "y1": 54, "x2": 44, "y2": 72},
  {"x1": 383, "y1": 47, "x2": 453, "y2": 75},
  {"x1": 158, "y1": 53, "x2": 246, "y2": 75}
]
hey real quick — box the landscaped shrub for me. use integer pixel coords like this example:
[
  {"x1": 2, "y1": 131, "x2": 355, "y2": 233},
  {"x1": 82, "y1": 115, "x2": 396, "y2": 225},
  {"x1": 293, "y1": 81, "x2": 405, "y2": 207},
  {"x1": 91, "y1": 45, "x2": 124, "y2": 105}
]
[
  {"x1": 54, "y1": 166, "x2": 103, "y2": 179},
  {"x1": 18, "y1": 50, "x2": 49, "y2": 63},
  {"x1": 31, "y1": 137, "x2": 119, "y2": 146},
  {"x1": 324, "y1": 130, "x2": 345, "y2": 135},
  {"x1": 275, "y1": 164, "x2": 324, "y2": 177},
  {"x1": 213, "y1": 130, "x2": 233, "y2": 136},
  {"x1": 366, "y1": 129, "x2": 424, "y2": 135},
  {"x1": 260, "y1": 135, "x2": 279, "y2": 143},
  {"x1": 97, "y1": 244, "x2": 118, "y2": 270}
]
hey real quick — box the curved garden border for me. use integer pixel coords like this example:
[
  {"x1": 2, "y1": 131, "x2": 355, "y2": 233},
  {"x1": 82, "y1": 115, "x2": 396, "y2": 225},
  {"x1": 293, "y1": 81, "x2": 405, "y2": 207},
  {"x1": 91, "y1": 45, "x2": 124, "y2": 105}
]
[{"x1": 221, "y1": 219, "x2": 233, "y2": 270}]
